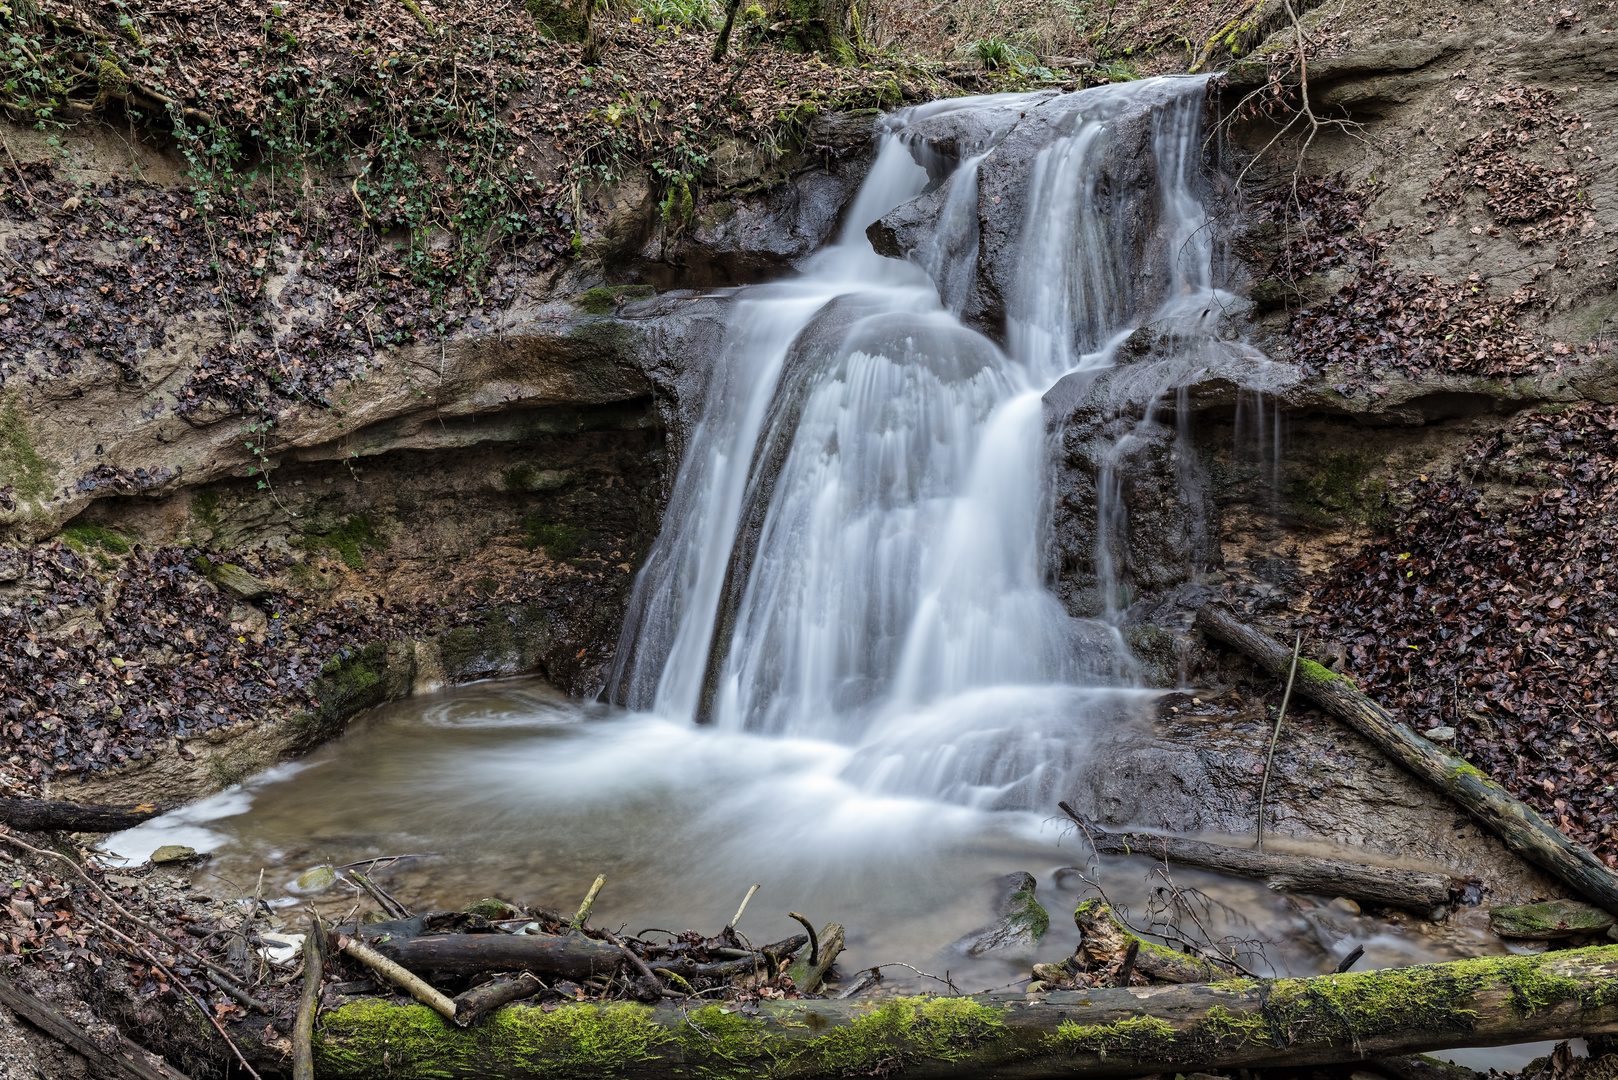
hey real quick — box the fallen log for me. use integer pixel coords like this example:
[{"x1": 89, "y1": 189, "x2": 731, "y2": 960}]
[
  {"x1": 369, "y1": 929, "x2": 625, "y2": 980},
  {"x1": 1063, "y1": 810, "x2": 1458, "y2": 912},
  {"x1": 297, "y1": 945, "x2": 1618, "y2": 1079},
  {"x1": 0, "y1": 797, "x2": 164, "y2": 832},
  {"x1": 1196, "y1": 602, "x2": 1618, "y2": 916}
]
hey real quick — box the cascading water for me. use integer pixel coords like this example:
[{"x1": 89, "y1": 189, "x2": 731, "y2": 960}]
[{"x1": 610, "y1": 76, "x2": 1228, "y2": 807}]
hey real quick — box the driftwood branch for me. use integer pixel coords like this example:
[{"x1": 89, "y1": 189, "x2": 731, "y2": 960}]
[
  {"x1": 1065, "y1": 812, "x2": 1459, "y2": 912},
  {"x1": 0, "y1": 797, "x2": 164, "y2": 832},
  {"x1": 296, "y1": 946, "x2": 1618, "y2": 1078},
  {"x1": 1196, "y1": 602, "x2": 1618, "y2": 915},
  {"x1": 0, "y1": 976, "x2": 191, "y2": 1080},
  {"x1": 367, "y1": 930, "x2": 625, "y2": 981}
]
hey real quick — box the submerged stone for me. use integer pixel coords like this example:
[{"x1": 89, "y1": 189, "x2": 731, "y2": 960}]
[
  {"x1": 955, "y1": 871, "x2": 1050, "y2": 957},
  {"x1": 1490, "y1": 899, "x2": 1614, "y2": 939}
]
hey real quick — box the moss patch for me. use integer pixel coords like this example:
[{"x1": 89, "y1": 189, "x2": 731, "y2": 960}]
[
  {"x1": 0, "y1": 392, "x2": 54, "y2": 503},
  {"x1": 521, "y1": 517, "x2": 590, "y2": 560},
  {"x1": 291, "y1": 640, "x2": 395, "y2": 750},
  {"x1": 1049, "y1": 1015, "x2": 1176, "y2": 1056},
  {"x1": 1286, "y1": 449, "x2": 1392, "y2": 531},
  {"x1": 575, "y1": 285, "x2": 655, "y2": 314},
  {"x1": 797, "y1": 997, "x2": 1006, "y2": 1075},
  {"x1": 316, "y1": 1000, "x2": 670, "y2": 1080},
  {"x1": 1005, "y1": 887, "x2": 1049, "y2": 940},
  {"x1": 61, "y1": 522, "x2": 130, "y2": 555},
  {"x1": 296, "y1": 514, "x2": 382, "y2": 570},
  {"x1": 524, "y1": 0, "x2": 588, "y2": 41},
  {"x1": 1296, "y1": 657, "x2": 1338, "y2": 683}
]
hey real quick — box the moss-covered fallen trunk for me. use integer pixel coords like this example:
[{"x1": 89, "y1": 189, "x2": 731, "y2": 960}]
[{"x1": 294, "y1": 946, "x2": 1618, "y2": 1079}]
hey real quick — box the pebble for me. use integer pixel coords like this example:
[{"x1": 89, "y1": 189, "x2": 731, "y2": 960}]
[
  {"x1": 149, "y1": 845, "x2": 197, "y2": 864},
  {"x1": 1421, "y1": 725, "x2": 1457, "y2": 742}
]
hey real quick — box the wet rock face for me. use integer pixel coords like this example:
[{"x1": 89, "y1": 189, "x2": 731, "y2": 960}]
[
  {"x1": 628, "y1": 111, "x2": 880, "y2": 289},
  {"x1": 1063, "y1": 699, "x2": 1561, "y2": 905},
  {"x1": 869, "y1": 83, "x2": 1198, "y2": 339}
]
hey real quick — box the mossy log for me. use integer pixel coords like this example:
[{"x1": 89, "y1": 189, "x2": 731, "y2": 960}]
[
  {"x1": 291, "y1": 946, "x2": 1618, "y2": 1078},
  {"x1": 0, "y1": 797, "x2": 164, "y2": 832},
  {"x1": 1072, "y1": 816, "x2": 1458, "y2": 911},
  {"x1": 1195, "y1": 602, "x2": 1618, "y2": 916}
]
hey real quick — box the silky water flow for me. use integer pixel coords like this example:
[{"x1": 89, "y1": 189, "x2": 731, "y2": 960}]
[{"x1": 108, "y1": 79, "x2": 1511, "y2": 1000}]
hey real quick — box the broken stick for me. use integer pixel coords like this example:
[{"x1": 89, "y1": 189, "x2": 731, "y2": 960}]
[{"x1": 293, "y1": 914, "x2": 325, "y2": 1080}]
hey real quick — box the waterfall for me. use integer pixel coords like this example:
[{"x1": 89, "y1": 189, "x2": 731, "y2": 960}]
[{"x1": 610, "y1": 77, "x2": 1228, "y2": 809}]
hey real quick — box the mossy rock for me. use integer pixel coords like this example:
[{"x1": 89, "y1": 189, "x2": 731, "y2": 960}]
[
  {"x1": 574, "y1": 285, "x2": 655, "y2": 315},
  {"x1": 62, "y1": 522, "x2": 131, "y2": 555},
  {"x1": 1490, "y1": 900, "x2": 1615, "y2": 940},
  {"x1": 195, "y1": 556, "x2": 276, "y2": 600},
  {"x1": 290, "y1": 640, "x2": 411, "y2": 750},
  {"x1": 957, "y1": 871, "x2": 1049, "y2": 956},
  {"x1": 150, "y1": 845, "x2": 199, "y2": 864},
  {"x1": 294, "y1": 514, "x2": 382, "y2": 570}
]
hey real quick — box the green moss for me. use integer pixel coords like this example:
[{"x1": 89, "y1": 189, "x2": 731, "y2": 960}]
[
  {"x1": 292, "y1": 641, "x2": 391, "y2": 750},
  {"x1": 1296, "y1": 658, "x2": 1338, "y2": 683},
  {"x1": 463, "y1": 897, "x2": 520, "y2": 919},
  {"x1": 799, "y1": 997, "x2": 1005, "y2": 1075},
  {"x1": 315, "y1": 1000, "x2": 670, "y2": 1079},
  {"x1": 676, "y1": 1005, "x2": 774, "y2": 1075},
  {"x1": 1491, "y1": 900, "x2": 1614, "y2": 939},
  {"x1": 190, "y1": 490, "x2": 223, "y2": 533},
  {"x1": 295, "y1": 514, "x2": 381, "y2": 570},
  {"x1": 1181, "y1": 1003, "x2": 1275, "y2": 1055},
  {"x1": 206, "y1": 750, "x2": 259, "y2": 789},
  {"x1": 0, "y1": 392, "x2": 54, "y2": 504},
  {"x1": 575, "y1": 285, "x2": 655, "y2": 314},
  {"x1": 61, "y1": 522, "x2": 130, "y2": 554},
  {"x1": 1286, "y1": 449, "x2": 1392, "y2": 531},
  {"x1": 1049, "y1": 1015, "x2": 1175, "y2": 1056},
  {"x1": 521, "y1": 516, "x2": 590, "y2": 559},
  {"x1": 1006, "y1": 888, "x2": 1049, "y2": 940}
]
